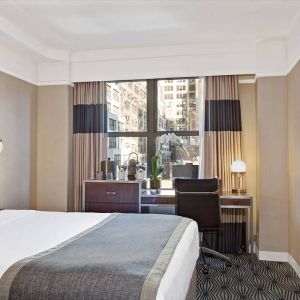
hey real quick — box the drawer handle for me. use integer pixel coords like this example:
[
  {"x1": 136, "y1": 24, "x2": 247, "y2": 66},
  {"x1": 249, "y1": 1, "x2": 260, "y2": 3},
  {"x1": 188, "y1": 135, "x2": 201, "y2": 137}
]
[
  {"x1": 234, "y1": 200, "x2": 239, "y2": 205},
  {"x1": 106, "y1": 191, "x2": 117, "y2": 195}
]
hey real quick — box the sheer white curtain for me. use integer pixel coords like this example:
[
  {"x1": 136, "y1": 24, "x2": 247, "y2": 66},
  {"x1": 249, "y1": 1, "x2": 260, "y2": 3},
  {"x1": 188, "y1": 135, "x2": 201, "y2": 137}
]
[{"x1": 198, "y1": 77, "x2": 205, "y2": 178}]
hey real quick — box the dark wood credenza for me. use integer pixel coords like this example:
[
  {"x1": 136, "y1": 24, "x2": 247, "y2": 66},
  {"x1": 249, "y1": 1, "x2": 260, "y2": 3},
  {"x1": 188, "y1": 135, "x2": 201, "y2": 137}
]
[{"x1": 83, "y1": 180, "x2": 141, "y2": 213}]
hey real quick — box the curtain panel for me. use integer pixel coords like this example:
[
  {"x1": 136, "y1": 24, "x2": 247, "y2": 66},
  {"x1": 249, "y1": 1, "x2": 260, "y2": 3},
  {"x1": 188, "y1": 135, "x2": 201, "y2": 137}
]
[
  {"x1": 204, "y1": 75, "x2": 243, "y2": 192},
  {"x1": 203, "y1": 75, "x2": 245, "y2": 253},
  {"x1": 73, "y1": 82, "x2": 107, "y2": 212}
]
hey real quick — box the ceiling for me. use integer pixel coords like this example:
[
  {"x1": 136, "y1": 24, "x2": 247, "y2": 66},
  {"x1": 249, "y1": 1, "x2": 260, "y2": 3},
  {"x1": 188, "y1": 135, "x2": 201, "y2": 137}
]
[{"x1": 1, "y1": 0, "x2": 300, "y2": 53}]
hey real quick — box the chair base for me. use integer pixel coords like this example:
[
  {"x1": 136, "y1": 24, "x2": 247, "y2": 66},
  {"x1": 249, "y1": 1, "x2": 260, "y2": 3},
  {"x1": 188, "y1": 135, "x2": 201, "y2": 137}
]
[
  {"x1": 202, "y1": 246, "x2": 231, "y2": 263},
  {"x1": 199, "y1": 233, "x2": 232, "y2": 274},
  {"x1": 200, "y1": 247, "x2": 232, "y2": 274}
]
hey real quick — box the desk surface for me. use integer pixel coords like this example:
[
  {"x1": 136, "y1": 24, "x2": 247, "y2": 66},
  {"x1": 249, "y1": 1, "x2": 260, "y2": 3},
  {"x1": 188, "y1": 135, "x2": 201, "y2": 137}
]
[{"x1": 141, "y1": 189, "x2": 252, "y2": 199}]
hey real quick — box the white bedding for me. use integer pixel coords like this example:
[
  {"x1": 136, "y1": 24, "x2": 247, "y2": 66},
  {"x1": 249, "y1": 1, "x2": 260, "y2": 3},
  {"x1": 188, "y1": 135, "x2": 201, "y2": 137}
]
[{"x1": 0, "y1": 210, "x2": 199, "y2": 300}]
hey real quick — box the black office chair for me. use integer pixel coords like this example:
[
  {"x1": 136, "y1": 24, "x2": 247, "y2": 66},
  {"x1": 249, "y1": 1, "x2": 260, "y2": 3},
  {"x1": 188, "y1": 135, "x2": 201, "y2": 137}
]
[{"x1": 175, "y1": 178, "x2": 231, "y2": 274}]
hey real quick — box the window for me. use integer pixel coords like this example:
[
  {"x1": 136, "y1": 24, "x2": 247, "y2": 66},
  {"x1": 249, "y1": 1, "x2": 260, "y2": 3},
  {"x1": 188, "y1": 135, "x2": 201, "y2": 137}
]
[
  {"x1": 109, "y1": 118, "x2": 117, "y2": 131},
  {"x1": 107, "y1": 137, "x2": 147, "y2": 165},
  {"x1": 164, "y1": 94, "x2": 173, "y2": 100},
  {"x1": 159, "y1": 136, "x2": 200, "y2": 165},
  {"x1": 176, "y1": 85, "x2": 186, "y2": 91},
  {"x1": 109, "y1": 137, "x2": 117, "y2": 149},
  {"x1": 158, "y1": 79, "x2": 200, "y2": 131},
  {"x1": 106, "y1": 78, "x2": 202, "y2": 172},
  {"x1": 113, "y1": 154, "x2": 121, "y2": 166},
  {"x1": 106, "y1": 82, "x2": 147, "y2": 132},
  {"x1": 164, "y1": 86, "x2": 173, "y2": 92}
]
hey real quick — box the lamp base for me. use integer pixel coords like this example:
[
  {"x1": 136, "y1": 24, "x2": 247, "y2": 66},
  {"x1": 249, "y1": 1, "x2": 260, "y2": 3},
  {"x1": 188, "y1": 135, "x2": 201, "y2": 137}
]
[{"x1": 232, "y1": 188, "x2": 246, "y2": 194}]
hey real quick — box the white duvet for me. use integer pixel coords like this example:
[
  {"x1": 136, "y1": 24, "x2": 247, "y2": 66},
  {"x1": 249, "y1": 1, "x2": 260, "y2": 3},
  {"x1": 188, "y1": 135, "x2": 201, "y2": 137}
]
[{"x1": 0, "y1": 210, "x2": 199, "y2": 300}]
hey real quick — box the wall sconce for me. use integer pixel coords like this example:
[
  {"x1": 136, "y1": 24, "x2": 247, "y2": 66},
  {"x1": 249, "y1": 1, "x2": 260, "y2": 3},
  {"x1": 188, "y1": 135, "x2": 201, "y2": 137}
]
[
  {"x1": 231, "y1": 160, "x2": 247, "y2": 194},
  {"x1": 0, "y1": 139, "x2": 3, "y2": 153}
]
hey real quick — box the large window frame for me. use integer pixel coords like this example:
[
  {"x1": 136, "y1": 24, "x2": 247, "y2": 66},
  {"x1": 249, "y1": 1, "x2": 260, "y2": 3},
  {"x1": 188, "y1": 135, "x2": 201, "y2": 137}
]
[{"x1": 107, "y1": 78, "x2": 200, "y2": 172}]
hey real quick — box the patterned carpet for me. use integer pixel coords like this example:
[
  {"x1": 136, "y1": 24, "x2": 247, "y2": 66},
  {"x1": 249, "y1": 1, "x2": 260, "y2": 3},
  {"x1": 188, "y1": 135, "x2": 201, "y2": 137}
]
[{"x1": 196, "y1": 254, "x2": 300, "y2": 300}]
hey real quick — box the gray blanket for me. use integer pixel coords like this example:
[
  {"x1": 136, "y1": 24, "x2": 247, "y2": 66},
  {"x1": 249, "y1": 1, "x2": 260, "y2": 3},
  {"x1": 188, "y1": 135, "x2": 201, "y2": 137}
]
[{"x1": 0, "y1": 213, "x2": 192, "y2": 300}]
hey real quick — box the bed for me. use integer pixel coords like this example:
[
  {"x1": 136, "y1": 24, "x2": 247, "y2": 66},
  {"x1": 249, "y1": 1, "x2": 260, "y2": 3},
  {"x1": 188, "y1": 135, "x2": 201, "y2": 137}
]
[{"x1": 0, "y1": 210, "x2": 199, "y2": 300}]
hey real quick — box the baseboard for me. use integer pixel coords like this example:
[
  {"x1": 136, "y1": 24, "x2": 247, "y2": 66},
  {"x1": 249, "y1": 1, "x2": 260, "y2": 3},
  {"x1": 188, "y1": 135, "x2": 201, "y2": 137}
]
[
  {"x1": 288, "y1": 254, "x2": 300, "y2": 278},
  {"x1": 258, "y1": 251, "x2": 289, "y2": 262},
  {"x1": 254, "y1": 241, "x2": 259, "y2": 257},
  {"x1": 256, "y1": 249, "x2": 300, "y2": 277}
]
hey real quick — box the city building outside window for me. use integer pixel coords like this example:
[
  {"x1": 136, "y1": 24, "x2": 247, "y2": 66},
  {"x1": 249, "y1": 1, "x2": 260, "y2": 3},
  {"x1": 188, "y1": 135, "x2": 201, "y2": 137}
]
[
  {"x1": 106, "y1": 78, "x2": 203, "y2": 173},
  {"x1": 109, "y1": 118, "x2": 117, "y2": 131}
]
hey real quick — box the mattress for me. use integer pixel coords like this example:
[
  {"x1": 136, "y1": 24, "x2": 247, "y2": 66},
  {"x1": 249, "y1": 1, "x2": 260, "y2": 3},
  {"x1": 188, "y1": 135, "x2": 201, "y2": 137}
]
[{"x1": 0, "y1": 210, "x2": 199, "y2": 300}]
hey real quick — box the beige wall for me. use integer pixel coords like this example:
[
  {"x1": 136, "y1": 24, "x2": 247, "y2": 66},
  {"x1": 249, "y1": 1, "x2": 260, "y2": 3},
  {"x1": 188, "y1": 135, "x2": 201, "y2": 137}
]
[
  {"x1": 0, "y1": 71, "x2": 37, "y2": 209},
  {"x1": 36, "y1": 85, "x2": 73, "y2": 212},
  {"x1": 287, "y1": 61, "x2": 300, "y2": 264},
  {"x1": 243, "y1": 71, "x2": 300, "y2": 264},
  {"x1": 239, "y1": 81, "x2": 258, "y2": 235},
  {"x1": 256, "y1": 76, "x2": 289, "y2": 252}
]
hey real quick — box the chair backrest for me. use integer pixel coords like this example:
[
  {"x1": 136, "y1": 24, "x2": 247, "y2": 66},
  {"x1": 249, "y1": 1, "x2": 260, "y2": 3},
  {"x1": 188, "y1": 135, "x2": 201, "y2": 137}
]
[{"x1": 175, "y1": 178, "x2": 222, "y2": 231}]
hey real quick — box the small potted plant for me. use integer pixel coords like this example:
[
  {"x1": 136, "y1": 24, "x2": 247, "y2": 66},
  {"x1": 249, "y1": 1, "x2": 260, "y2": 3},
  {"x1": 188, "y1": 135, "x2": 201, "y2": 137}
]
[{"x1": 150, "y1": 155, "x2": 164, "y2": 189}]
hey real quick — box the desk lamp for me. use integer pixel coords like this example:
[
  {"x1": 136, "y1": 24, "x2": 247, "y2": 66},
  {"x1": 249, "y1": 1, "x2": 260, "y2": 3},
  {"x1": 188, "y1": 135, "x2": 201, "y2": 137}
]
[{"x1": 231, "y1": 160, "x2": 246, "y2": 194}]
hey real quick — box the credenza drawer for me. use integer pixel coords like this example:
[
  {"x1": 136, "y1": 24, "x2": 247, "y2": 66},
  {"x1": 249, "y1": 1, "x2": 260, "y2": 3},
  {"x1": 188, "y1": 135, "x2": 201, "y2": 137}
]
[
  {"x1": 141, "y1": 196, "x2": 175, "y2": 205},
  {"x1": 85, "y1": 182, "x2": 120, "y2": 203},
  {"x1": 86, "y1": 202, "x2": 139, "y2": 213},
  {"x1": 84, "y1": 181, "x2": 140, "y2": 213},
  {"x1": 86, "y1": 202, "x2": 119, "y2": 213},
  {"x1": 221, "y1": 198, "x2": 251, "y2": 206},
  {"x1": 85, "y1": 182, "x2": 139, "y2": 204}
]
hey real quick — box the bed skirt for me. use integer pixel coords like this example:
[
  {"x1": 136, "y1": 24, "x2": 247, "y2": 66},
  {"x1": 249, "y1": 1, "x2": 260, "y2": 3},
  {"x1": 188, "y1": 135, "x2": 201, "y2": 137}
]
[{"x1": 185, "y1": 268, "x2": 197, "y2": 300}]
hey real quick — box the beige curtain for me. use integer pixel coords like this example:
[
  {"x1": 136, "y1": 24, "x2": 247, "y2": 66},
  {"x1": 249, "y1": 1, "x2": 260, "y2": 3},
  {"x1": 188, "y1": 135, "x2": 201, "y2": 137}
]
[
  {"x1": 203, "y1": 76, "x2": 246, "y2": 253},
  {"x1": 204, "y1": 75, "x2": 243, "y2": 192},
  {"x1": 73, "y1": 82, "x2": 107, "y2": 211}
]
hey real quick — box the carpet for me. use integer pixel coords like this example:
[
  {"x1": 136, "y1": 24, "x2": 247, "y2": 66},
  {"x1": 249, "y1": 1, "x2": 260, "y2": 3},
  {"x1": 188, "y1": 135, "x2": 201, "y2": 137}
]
[{"x1": 196, "y1": 254, "x2": 300, "y2": 300}]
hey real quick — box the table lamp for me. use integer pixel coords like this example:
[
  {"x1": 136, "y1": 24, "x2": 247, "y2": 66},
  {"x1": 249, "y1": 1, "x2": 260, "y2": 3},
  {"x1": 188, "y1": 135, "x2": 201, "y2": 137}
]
[{"x1": 231, "y1": 160, "x2": 247, "y2": 194}]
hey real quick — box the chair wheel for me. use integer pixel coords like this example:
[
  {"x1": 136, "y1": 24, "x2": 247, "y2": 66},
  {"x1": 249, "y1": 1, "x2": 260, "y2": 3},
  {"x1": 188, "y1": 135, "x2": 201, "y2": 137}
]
[
  {"x1": 225, "y1": 261, "x2": 232, "y2": 268},
  {"x1": 202, "y1": 267, "x2": 209, "y2": 275}
]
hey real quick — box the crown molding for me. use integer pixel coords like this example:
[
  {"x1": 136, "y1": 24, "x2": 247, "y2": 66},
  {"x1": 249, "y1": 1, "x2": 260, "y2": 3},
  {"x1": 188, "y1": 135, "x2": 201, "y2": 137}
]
[
  {"x1": 0, "y1": 16, "x2": 69, "y2": 61},
  {"x1": 0, "y1": 13, "x2": 299, "y2": 85},
  {"x1": 37, "y1": 81, "x2": 74, "y2": 87},
  {"x1": 286, "y1": 55, "x2": 300, "y2": 75},
  {"x1": 238, "y1": 78, "x2": 256, "y2": 84},
  {"x1": 255, "y1": 72, "x2": 287, "y2": 78},
  {"x1": 0, "y1": 66, "x2": 37, "y2": 85}
]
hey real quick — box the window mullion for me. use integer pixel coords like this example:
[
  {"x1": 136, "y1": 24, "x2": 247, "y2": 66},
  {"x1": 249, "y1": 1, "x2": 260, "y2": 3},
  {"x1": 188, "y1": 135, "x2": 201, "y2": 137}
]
[{"x1": 146, "y1": 79, "x2": 157, "y2": 174}]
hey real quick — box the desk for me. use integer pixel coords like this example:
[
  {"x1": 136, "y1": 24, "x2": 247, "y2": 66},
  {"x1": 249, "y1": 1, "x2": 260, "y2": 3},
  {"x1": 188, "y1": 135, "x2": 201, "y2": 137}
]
[{"x1": 141, "y1": 189, "x2": 254, "y2": 254}]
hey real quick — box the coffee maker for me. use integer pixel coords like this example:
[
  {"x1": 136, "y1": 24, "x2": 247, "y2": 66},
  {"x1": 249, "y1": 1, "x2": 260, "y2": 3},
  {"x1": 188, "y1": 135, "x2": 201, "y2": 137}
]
[
  {"x1": 127, "y1": 152, "x2": 138, "y2": 181},
  {"x1": 100, "y1": 158, "x2": 116, "y2": 180}
]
